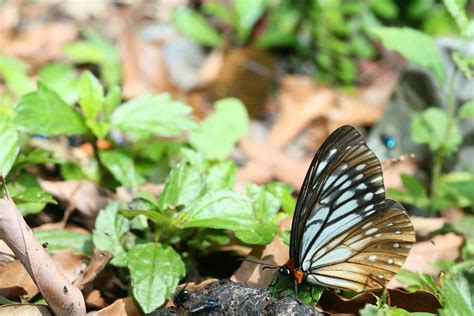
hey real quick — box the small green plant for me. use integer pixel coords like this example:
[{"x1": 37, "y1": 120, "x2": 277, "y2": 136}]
[
  {"x1": 0, "y1": 50, "x2": 296, "y2": 312},
  {"x1": 374, "y1": 0, "x2": 474, "y2": 213}
]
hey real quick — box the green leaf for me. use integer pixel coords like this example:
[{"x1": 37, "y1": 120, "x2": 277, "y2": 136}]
[
  {"x1": 111, "y1": 93, "x2": 197, "y2": 139},
  {"x1": 371, "y1": 27, "x2": 445, "y2": 82},
  {"x1": 411, "y1": 107, "x2": 461, "y2": 155},
  {"x1": 234, "y1": 0, "x2": 268, "y2": 43},
  {"x1": 235, "y1": 224, "x2": 278, "y2": 245},
  {"x1": 8, "y1": 173, "x2": 56, "y2": 216},
  {"x1": 246, "y1": 183, "x2": 280, "y2": 222},
  {"x1": 189, "y1": 98, "x2": 249, "y2": 160},
  {"x1": 443, "y1": 0, "x2": 468, "y2": 33},
  {"x1": 93, "y1": 202, "x2": 130, "y2": 266},
  {"x1": 34, "y1": 229, "x2": 93, "y2": 255},
  {"x1": 266, "y1": 181, "x2": 295, "y2": 214},
  {"x1": 206, "y1": 161, "x2": 237, "y2": 191},
  {"x1": 172, "y1": 7, "x2": 222, "y2": 47},
  {"x1": 459, "y1": 100, "x2": 474, "y2": 119},
  {"x1": 371, "y1": 0, "x2": 399, "y2": 19},
  {"x1": 0, "y1": 55, "x2": 34, "y2": 96},
  {"x1": 64, "y1": 29, "x2": 122, "y2": 86},
  {"x1": 79, "y1": 70, "x2": 104, "y2": 120},
  {"x1": 440, "y1": 269, "x2": 474, "y2": 316},
  {"x1": 98, "y1": 150, "x2": 144, "y2": 188},
  {"x1": 15, "y1": 82, "x2": 87, "y2": 136},
  {"x1": 396, "y1": 269, "x2": 442, "y2": 299},
  {"x1": 269, "y1": 272, "x2": 323, "y2": 305},
  {"x1": 104, "y1": 85, "x2": 122, "y2": 117},
  {"x1": 157, "y1": 161, "x2": 204, "y2": 210},
  {"x1": 38, "y1": 63, "x2": 78, "y2": 104},
  {"x1": 175, "y1": 190, "x2": 258, "y2": 231},
  {"x1": 128, "y1": 243, "x2": 185, "y2": 314},
  {"x1": 0, "y1": 115, "x2": 19, "y2": 177},
  {"x1": 202, "y1": 2, "x2": 232, "y2": 23}
]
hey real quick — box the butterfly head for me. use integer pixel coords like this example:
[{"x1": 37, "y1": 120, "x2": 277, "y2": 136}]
[{"x1": 280, "y1": 259, "x2": 304, "y2": 284}]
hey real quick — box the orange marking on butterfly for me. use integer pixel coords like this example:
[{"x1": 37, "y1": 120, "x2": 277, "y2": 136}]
[{"x1": 285, "y1": 258, "x2": 304, "y2": 284}]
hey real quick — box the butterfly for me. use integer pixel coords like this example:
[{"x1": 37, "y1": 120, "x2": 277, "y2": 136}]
[{"x1": 278, "y1": 125, "x2": 415, "y2": 293}]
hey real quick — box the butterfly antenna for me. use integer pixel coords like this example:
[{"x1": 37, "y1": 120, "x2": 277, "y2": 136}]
[{"x1": 236, "y1": 258, "x2": 279, "y2": 269}]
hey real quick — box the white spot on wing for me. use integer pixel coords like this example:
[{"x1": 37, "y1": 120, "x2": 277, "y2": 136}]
[
  {"x1": 387, "y1": 259, "x2": 394, "y2": 264},
  {"x1": 365, "y1": 228, "x2": 378, "y2": 235},
  {"x1": 364, "y1": 192, "x2": 374, "y2": 201},
  {"x1": 355, "y1": 164, "x2": 366, "y2": 171},
  {"x1": 393, "y1": 243, "x2": 400, "y2": 248},
  {"x1": 357, "y1": 183, "x2": 368, "y2": 190},
  {"x1": 336, "y1": 190, "x2": 355, "y2": 205},
  {"x1": 368, "y1": 255, "x2": 377, "y2": 262}
]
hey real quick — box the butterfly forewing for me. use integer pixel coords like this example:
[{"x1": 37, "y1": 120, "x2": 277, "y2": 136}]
[{"x1": 290, "y1": 125, "x2": 415, "y2": 292}]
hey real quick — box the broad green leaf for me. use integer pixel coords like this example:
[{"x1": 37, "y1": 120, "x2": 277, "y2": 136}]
[
  {"x1": 189, "y1": 98, "x2": 249, "y2": 160},
  {"x1": 234, "y1": 0, "x2": 268, "y2": 43},
  {"x1": 437, "y1": 172, "x2": 474, "y2": 207},
  {"x1": 79, "y1": 70, "x2": 104, "y2": 120},
  {"x1": 0, "y1": 115, "x2": 19, "y2": 177},
  {"x1": 266, "y1": 181, "x2": 295, "y2": 214},
  {"x1": 206, "y1": 161, "x2": 237, "y2": 191},
  {"x1": 371, "y1": 27, "x2": 445, "y2": 82},
  {"x1": 15, "y1": 82, "x2": 87, "y2": 136},
  {"x1": 8, "y1": 173, "x2": 56, "y2": 216},
  {"x1": 440, "y1": 269, "x2": 474, "y2": 316},
  {"x1": 443, "y1": 0, "x2": 468, "y2": 33},
  {"x1": 401, "y1": 174, "x2": 428, "y2": 197},
  {"x1": 14, "y1": 149, "x2": 62, "y2": 170},
  {"x1": 0, "y1": 55, "x2": 34, "y2": 96},
  {"x1": 64, "y1": 42, "x2": 105, "y2": 64},
  {"x1": 104, "y1": 85, "x2": 122, "y2": 117},
  {"x1": 235, "y1": 224, "x2": 278, "y2": 245},
  {"x1": 175, "y1": 190, "x2": 257, "y2": 231},
  {"x1": 396, "y1": 269, "x2": 442, "y2": 299},
  {"x1": 172, "y1": 7, "x2": 222, "y2": 47},
  {"x1": 111, "y1": 93, "x2": 197, "y2": 139},
  {"x1": 371, "y1": 0, "x2": 399, "y2": 19},
  {"x1": 93, "y1": 202, "x2": 130, "y2": 266},
  {"x1": 202, "y1": 2, "x2": 232, "y2": 23},
  {"x1": 34, "y1": 229, "x2": 93, "y2": 255},
  {"x1": 38, "y1": 63, "x2": 78, "y2": 104},
  {"x1": 64, "y1": 29, "x2": 122, "y2": 86},
  {"x1": 411, "y1": 107, "x2": 461, "y2": 155},
  {"x1": 459, "y1": 100, "x2": 474, "y2": 119},
  {"x1": 246, "y1": 183, "x2": 280, "y2": 222},
  {"x1": 98, "y1": 150, "x2": 144, "y2": 188},
  {"x1": 128, "y1": 243, "x2": 185, "y2": 313},
  {"x1": 157, "y1": 161, "x2": 204, "y2": 210}
]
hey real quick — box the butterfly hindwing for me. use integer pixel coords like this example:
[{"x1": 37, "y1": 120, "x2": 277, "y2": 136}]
[
  {"x1": 306, "y1": 200, "x2": 415, "y2": 291},
  {"x1": 289, "y1": 125, "x2": 415, "y2": 291}
]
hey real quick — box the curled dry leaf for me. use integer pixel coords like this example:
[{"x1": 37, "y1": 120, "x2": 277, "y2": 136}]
[
  {"x1": 51, "y1": 251, "x2": 87, "y2": 284},
  {"x1": 0, "y1": 260, "x2": 38, "y2": 299},
  {"x1": 231, "y1": 236, "x2": 288, "y2": 288},
  {"x1": 319, "y1": 288, "x2": 440, "y2": 314},
  {"x1": 0, "y1": 304, "x2": 52, "y2": 316},
  {"x1": 393, "y1": 232, "x2": 463, "y2": 277},
  {"x1": 95, "y1": 297, "x2": 140, "y2": 316},
  {"x1": 0, "y1": 22, "x2": 77, "y2": 65},
  {"x1": 410, "y1": 216, "x2": 446, "y2": 239},
  {"x1": 119, "y1": 30, "x2": 177, "y2": 99},
  {"x1": 270, "y1": 76, "x2": 336, "y2": 150},
  {"x1": 0, "y1": 185, "x2": 85, "y2": 315},
  {"x1": 39, "y1": 179, "x2": 108, "y2": 220},
  {"x1": 74, "y1": 249, "x2": 112, "y2": 290},
  {"x1": 85, "y1": 289, "x2": 107, "y2": 309}
]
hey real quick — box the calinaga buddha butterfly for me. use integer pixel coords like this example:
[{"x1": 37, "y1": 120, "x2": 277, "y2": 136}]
[{"x1": 278, "y1": 125, "x2": 415, "y2": 293}]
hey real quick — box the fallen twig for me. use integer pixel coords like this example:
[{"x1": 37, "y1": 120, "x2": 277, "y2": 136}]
[{"x1": 0, "y1": 176, "x2": 86, "y2": 315}]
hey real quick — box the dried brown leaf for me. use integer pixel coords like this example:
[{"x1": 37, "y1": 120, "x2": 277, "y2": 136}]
[
  {"x1": 0, "y1": 304, "x2": 52, "y2": 316},
  {"x1": 0, "y1": 186, "x2": 85, "y2": 315},
  {"x1": 319, "y1": 288, "x2": 440, "y2": 314},
  {"x1": 95, "y1": 297, "x2": 140, "y2": 316},
  {"x1": 0, "y1": 260, "x2": 38, "y2": 298}
]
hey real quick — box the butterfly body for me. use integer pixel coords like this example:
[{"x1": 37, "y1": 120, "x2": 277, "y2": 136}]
[{"x1": 280, "y1": 126, "x2": 415, "y2": 292}]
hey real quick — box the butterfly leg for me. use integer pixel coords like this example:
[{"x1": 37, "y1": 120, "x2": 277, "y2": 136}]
[{"x1": 293, "y1": 279, "x2": 298, "y2": 298}]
